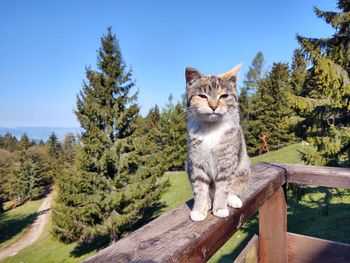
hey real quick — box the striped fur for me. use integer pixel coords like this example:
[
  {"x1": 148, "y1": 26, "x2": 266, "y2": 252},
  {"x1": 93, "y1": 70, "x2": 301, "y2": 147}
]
[{"x1": 186, "y1": 65, "x2": 250, "y2": 221}]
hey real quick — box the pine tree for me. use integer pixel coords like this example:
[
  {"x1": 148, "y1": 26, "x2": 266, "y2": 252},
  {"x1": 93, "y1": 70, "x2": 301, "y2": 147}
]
[
  {"x1": 19, "y1": 133, "x2": 31, "y2": 151},
  {"x1": 53, "y1": 27, "x2": 163, "y2": 244},
  {"x1": 159, "y1": 95, "x2": 187, "y2": 170},
  {"x1": 243, "y1": 51, "x2": 265, "y2": 95},
  {"x1": 15, "y1": 147, "x2": 46, "y2": 200},
  {"x1": 255, "y1": 63, "x2": 295, "y2": 150},
  {"x1": 0, "y1": 149, "x2": 16, "y2": 211},
  {"x1": 290, "y1": 49, "x2": 308, "y2": 96},
  {"x1": 47, "y1": 132, "x2": 61, "y2": 159},
  {"x1": 44, "y1": 132, "x2": 62, "y2": 181},
  {"x1": 62, "y1": 133, "x2": 77, "y2": 165},
  {"x1": 239, "y1": 52, "x2": 265, "y2": 155},
  {"x1": 293, "y1": 1, "x2": 350, "y2": 166},
  {"x1": 1, "y1": 133, "x2": 18, "y2": 152}
]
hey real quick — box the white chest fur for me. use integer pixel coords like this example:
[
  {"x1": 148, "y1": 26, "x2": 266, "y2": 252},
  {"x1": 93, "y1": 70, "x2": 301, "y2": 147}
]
[
  {"x1": 189, "y1": 121, "x2": 231, "y2": 178},
  {"x1": 201, "y1": 124, "x2": 228, "y2": 150}
]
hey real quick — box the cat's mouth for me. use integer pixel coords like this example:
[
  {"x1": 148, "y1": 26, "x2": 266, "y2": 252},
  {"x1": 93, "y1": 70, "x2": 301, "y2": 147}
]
[{"x1": 203, "y1": 112, "x2": 223, "y2": 122}]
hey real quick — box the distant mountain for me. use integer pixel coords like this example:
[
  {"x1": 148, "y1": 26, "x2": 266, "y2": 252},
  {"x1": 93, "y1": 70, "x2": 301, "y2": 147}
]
[{"x1": 0, "y1": 127, "x2": 81, "y2": 141}]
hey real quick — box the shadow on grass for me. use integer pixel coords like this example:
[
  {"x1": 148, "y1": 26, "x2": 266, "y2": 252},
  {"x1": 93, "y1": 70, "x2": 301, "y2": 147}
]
[
  {"x1": 70, "y1": 185, "x2": 350, "y2": 261},
  {"x1": 70, "y1": 235, "x2": 110, "y2": 258},
  {"x1": 0, "y1": 211, "x2": 38, "y2": 245},
  {"x1": 213, "y1": 185, "x2": 350, "y2": 262},
  {"x1": 214, "y1": 215, "x2": 259, "y2": 263}
]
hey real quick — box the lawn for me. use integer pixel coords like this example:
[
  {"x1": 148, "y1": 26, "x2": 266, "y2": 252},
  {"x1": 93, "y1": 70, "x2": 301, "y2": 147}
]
[
  {"x1": 2, "y1": 142, "x2": 350, "y2": 263},
  {"x1": 0, "y1": 199, "x2": 44, "y2": 250},
  {"x1": 1, "y1": 215, "x2": 96, "y2": 263}
]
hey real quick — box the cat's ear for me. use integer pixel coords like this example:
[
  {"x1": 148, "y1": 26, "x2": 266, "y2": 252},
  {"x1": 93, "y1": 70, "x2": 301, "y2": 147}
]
[
  {"x1": 185, "y1": 67, "x2": 203, "y2": 84},
  {"x1": 218, "y1": 63, "x2": 242, "y2": 82}
]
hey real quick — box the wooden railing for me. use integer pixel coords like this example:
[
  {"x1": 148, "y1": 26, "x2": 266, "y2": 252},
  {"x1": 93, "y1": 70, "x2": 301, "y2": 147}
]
[{"x1": 83, "y1": 163, "x2": 350, "y2": 263}]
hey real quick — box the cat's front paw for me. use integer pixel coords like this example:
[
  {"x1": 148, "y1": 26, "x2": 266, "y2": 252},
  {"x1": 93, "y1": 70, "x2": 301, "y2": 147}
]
[
  {"x1": 213, "y1": 208, "x2": 229, "y2": 218},
  {"x1": 227, "y1": 194, "x2": 243, "y2": 208},
  {"x1": 190, "y1": 210, "x2": 208, "y2": 221}
]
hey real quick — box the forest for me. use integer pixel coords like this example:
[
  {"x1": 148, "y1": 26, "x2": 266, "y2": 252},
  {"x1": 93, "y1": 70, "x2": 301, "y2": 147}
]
[{"x1": 1, "y1": 0, "x2": 350, "y2": 262}]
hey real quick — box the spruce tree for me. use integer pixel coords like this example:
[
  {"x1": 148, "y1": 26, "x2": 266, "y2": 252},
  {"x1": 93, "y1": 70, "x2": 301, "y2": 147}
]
[
  {"x1": 0, "y1": 149, "x2": 15, "y2": 210},
  {"x1": 294, "y1": 1, "x2": 350, "y2": 166},
  {"x1": 45, "y1": 132, "x2": 62, "y2": 181},
  {"x1": 62, "y1": 133, "x2": 77, "y2": 165},
  {"x1": 255, "y1": 63, "x2": 295, "y2": 150},
  {"x1": 53, "y1": 27, "x2": 163, "y2": 244},
  {"x1": 15, "y1": 146, "x2": 46, "y2": 200},
  {"x1": 159, "y1": 95, "x2": 187, "y2": 170},
  {"x1": 290, "y1": 49, "x2": 307, "y2": 96},
  {"x1": 19, "y1": 133, "x2": 31, "y2": 150},
  {"x1": 243, "y1": 51, "x2": 265, "y2": 95},
  {"x1": 239, "y1": 52, "x2": 265, "y2": 155},
  {"x1": 47, "y1": 132, "x2": 61, "y2": 159},
  {"x1": 1, "y1": 133, "x2": 18, "y2": 152}
]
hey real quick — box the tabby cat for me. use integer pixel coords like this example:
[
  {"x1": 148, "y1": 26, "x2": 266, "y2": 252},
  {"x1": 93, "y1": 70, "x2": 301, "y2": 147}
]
[{"x1": 185, "y1": 64, "x2": 250, "y2": 221}]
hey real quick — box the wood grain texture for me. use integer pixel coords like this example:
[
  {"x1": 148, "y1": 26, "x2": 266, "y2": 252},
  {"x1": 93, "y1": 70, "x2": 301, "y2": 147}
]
[
  {"x1": 287, "y1": 232, "x2": 350, "y2": 263},
  {"x1": 82, "y1": 163, "x2": 286, "y2": 263},
  {"x1": 233, "y1": 235, "x2": 258, "y2": 263},
  {"x1": 259, "y1": 187, "x2": 287, "y2": 263},
  {"x1": 276, "y1": 163, "x2": 350, "y2": 189}
]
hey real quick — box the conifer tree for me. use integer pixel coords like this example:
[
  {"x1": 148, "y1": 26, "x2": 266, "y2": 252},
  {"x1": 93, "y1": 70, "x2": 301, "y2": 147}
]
[
  {"x1": 62, "y1": 133, "x2": 77, "y2": 165},
  {"x1": 0, "y1": 149, "x2": 15, "y2": 210},
  {"x1": 239, "y1": 52, "x2": 265, "y2": 155},
  {"x1": 19, "y1": 133, "x2": 31, "y2": 151},
  {"x1": 159, "y1": 95, "x2": 187, "y2": 170},
  {"x1": 15, "y1": 146, "x2": 46, "y2": 200},
  {"x1": 45, "y1": 132, "x2": 62, "y2": 181},
  {"x1": 290, "y1": 49, "x2": 307, "y2": 97},
  {"x1": 243, "y1": 51, "x2": 265, "y2": 95},
  {"x1": 255, "y1": 63, "x2": 295, "y2": 150},
  {"x1": 47, "y1": 132, "x2": 61, "y2": 159},
  {"x1": 1, "y1": 133, "x2": 18, "y2": 152},
  {"x1": 53, "y1": 27, "x2": 163, "y2": 244},
  {"x1": 294, "y1": 1, "x2": 350, "y2": 166}
]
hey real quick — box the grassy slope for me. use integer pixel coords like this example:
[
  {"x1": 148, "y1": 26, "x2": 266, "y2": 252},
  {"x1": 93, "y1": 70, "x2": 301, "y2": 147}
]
[
  {"x1": 0, "y1": 199, "x2": 44, "y2": 250},
  {"x1": 2, "y1": 215, "x2": 96, "y2": 263},
  {"x1": 1, "y1": 189, "x2": 95, "y2": 263},
  {"x1": 2, "y1": 143, "x2": 350, "y2": 262}
]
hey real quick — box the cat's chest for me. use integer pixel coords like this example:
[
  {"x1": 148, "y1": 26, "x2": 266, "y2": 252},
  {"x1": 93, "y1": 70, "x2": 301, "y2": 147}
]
[
  {"x1": 191, "y1": 123, "x2": 231, "y2": 155},
  {"x1": 201, "y1": 127, "x2": 226, "y2": 150}
]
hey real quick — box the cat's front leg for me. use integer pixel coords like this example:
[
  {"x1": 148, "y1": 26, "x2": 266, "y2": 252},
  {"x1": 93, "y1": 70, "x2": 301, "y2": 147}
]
[
  {"x1": 190, "y1": 168, "x2": 211, "y2": 221},
  {"x1": 212, "y1": 179, "x2": 230, "y2": 218}
]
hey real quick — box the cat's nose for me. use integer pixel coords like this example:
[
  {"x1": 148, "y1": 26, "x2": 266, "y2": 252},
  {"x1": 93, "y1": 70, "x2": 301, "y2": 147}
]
[{"x1": 209, "y1": 105, "x2": 218, "y2": 111}]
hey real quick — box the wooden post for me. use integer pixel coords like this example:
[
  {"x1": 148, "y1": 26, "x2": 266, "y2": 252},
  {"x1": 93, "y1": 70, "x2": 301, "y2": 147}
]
[{"x1": 259, "y1": 187, "x2": 287, "y2": 263}]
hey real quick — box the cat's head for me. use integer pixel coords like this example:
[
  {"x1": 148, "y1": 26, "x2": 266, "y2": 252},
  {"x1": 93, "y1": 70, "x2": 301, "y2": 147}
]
[{"x1": 185, "y1": 64, "x2": 241, "y2": 123}]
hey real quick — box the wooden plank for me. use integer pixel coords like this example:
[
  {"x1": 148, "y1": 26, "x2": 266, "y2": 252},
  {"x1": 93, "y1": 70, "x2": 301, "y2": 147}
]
[
  {"x1": 287, "y1": 232, "x2": 350, "y2": 263},
  {"x1": 234, "y1": 235, "x2": 258, "y2": 263},
  {"x1": 276, "y1": 163, "x2": 350, "y2": 189},
  {"x1": 82, "y1": 163, "x2": 286, "y2": 263},
  {"x1": 259, "y1": 187, "x2": 287, "y2": 263}
]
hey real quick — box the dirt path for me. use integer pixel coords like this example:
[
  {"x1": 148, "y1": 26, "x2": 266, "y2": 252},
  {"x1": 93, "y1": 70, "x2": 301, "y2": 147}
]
[{"x1": 0, "y1": 193, "x2": 53, "y2": 261}]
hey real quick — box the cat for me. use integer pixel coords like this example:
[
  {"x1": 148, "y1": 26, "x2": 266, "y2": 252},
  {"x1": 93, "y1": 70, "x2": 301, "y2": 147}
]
[{"x1": 185, "y1": 64, "x2": 250, "y2": 221}]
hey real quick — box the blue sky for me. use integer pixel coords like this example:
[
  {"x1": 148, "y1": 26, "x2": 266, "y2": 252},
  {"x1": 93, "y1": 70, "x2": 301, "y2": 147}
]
[{"x1": 0, "y1": 0, "x2": 336, "y2": 127}]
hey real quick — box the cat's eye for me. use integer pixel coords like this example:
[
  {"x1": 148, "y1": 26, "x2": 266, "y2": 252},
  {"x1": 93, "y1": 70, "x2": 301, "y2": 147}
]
[
  {"x1": 219, "y1": 94, "x2": 229, "y2": 99},
  {"x1": 198, "y1": 94, "x2": 208, "y2": 99}
]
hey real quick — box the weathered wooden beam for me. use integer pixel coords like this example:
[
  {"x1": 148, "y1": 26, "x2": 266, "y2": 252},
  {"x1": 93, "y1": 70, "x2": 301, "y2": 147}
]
[
  {"x1": 259, "y1": 187, "x2": 287, "y2": 263},
  {"x1": 234, "y1": 235, "x2": 258, "y2": 263},
  {"x1": 287, "y1": 232, "x2": 350, "y2": 263},
  {"x1": 82, "y1": 163, "x2": 286, "y2": 263},
  {"x1": 277, "y1": 163, "x2": 350, "y2": 189}
]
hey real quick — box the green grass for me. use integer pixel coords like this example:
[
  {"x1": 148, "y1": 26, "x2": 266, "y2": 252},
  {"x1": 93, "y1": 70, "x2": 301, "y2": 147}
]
[
  {"x1": 2, "y1": 143, "x2": 350, "y2": 263},
  {"x1": 1, "y1": 215, "x2": 96, "y2": 263},
  {"x1": 251, "y1": 143, "x2": 309, "y2": 165},
  {"x1": 160, "y1": 171, "x2": 193, "y2": 212},
  {"x1": 0, "y1": 199, "x2": 44, "y2": 249}
]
